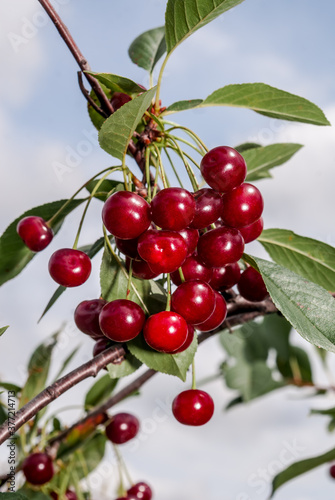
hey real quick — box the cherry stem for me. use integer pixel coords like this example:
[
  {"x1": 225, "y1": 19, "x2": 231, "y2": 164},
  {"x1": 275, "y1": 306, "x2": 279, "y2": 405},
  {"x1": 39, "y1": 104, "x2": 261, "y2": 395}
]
[
  {"x1": 145, "y1": 147, "x2": 152, "y2": 202},
  {"x1": 163, "y1": 123, "x2": 208, "y2": 153},
  {"x1": 152, "y1": 143, "x2": 169, "y2": 189},
  {"x1": 178, "y1": 267, "x2": 186, "y2": 283},
  {"x1": 164, "y1": 147, "x2": 185, "y2": 188},
  {"x1": 114, "y1": 443, "x2": 133, "y2": 488},
  {"x1": 126, "y1": 259, "x2": 133, "y2": 299},
  {"x1": 167, "y1": 138, "x2": 199, "y2": 191},
  {"x1": 167, "y1": 133, "x2": 204, "y2": 156},
  {"x1": 151, "y1": 151, "x2": 161, "y2": 198},
  {"x1": 166, "y1": 274, "x2": 172, "y2": 312},
  {"x1": 191, "y1": 360, "x2": 197, "y2": 390}
]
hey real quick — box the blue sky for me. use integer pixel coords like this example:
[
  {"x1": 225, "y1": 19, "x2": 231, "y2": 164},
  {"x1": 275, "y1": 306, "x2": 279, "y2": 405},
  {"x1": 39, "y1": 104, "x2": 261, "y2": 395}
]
[{"x1": 0, "y1": 1, "x2": 335, "y2": 499}]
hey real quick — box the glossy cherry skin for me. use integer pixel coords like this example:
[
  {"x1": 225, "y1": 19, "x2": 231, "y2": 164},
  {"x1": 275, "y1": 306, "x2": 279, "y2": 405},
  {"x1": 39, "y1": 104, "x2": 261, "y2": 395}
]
[
  {"x1": 176, "y1": 228, "x2": 199, "y2": 257},
  {"x1": 189, "y1": 188, "x2": 223, "y2": 229},
  {"x1": 329, "y1": 465, "x2": 335, "y2": 479},
  {"x1": 209, "y1": 263, "x2": 241, "y2": 291},
  {"x1": 150, "y1": 187, "x2": 196, "y2": 230},
  {"x1": 115, "y1": 236, "x2": 140, "y2": 260},
  {"x1": 93, "y1": 337, "x2": 114, "y2": 357},
  {"x1": 197, "y1": 227, "x2": 244, "y2": 268},
  {"x1": 126, "y1": 256, "x2": 159, "y2": 280},
  {"x1": 48, "y1": 249, "x2": 91, "y2": 287},
  {"x1": 102, "y1": 191, "x2": 151, "y2": 240},
  {"x1": 115, "y1": 496, "x2": 138, "y2": 500},
  {"x1": 137, "y1": 229, "x2": 188, "y2": 274},
  {"x1": 105, "y1": 412, "x2": 139, "y2": 444},
  {"x1": 17, "y1": 216, "x2": 53, "y2": 252},
  {"x1": 170, "y1": 254, "x2": 213, "y2": 286},
  {"x1": 173, "y1": 324, "x2": 195, "y2": 354},
  {"x1": 111, "y1": 92, "x2": 132, "y2": 111},
  {"x1": 239, "y1": 217, "x2": 264, "y2": 244},
  {"x1": 143, "y1": 311, "x2": 188, "y2": 353},
  {"x1": 200, "y1": 146, "x2": 247, "y2": 193},
  {"x1": 99, "y1": 300, "x2": 145, "y2": 342},
  {"x1": 172, "y1": 389, "x2": 214, "y2": 426},
  {"x1": 195, "y1": 292, "x2": 227, "y2": 332},
  {"x1": 127, "y1": 482, "x2": 153, "y2": 500},
  {"x1": 74, "y1": 299, "x2": 107, "y2": 340},
  {"x1": 171, "y1": 280, "x2": 215, "y2": 325},
  {"x1": 221, "y1": 183, "x2": 264, "y2": 228},
  {"x1": 22, "y1": 452, "x2": 54, "y2": 485},
  {"x1": 237, "y1": 267, "x2": 269, "y2": 302}
]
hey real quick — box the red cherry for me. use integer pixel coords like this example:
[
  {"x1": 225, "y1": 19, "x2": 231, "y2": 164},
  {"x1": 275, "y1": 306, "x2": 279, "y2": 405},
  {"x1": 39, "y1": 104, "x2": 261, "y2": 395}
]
[
  {"x1": 237, "y1": 267, "x2": 269, "y2": 302},
  {"x1": 170, "y1": 254, "x2": 213, "y2": 286},
  {"x1": 127, "y1": 482, "x2": 153, "y2": 500},
  {"x1": 115, "y1": 236, "x2": 140, "y2": 260},
  {"x1": 125, "y1": 257, "x2": 159, "y2": 280},
  {"x1": 51, "y1": 491, "x2": 77, "y2": 500},
  {"x1": 329, "y1": 465, "x2": 335, "y2": 479},
  {"x1": 99, "y1": 300, "x2": 145, "y2": 342},
  {"x1": 22, "y1": 453, "x2": 54, "y2": 485},
  {"x1": 137, "y1": 229, "x2": 187, "y2": 274},
  {"x1": 189, "y1": 188, "x2": 223, "y2": 229},
  {"x1": 102, "y1": 191, "x2": 151, "y2": 240},
  {"x1": 74, "y1": 299, "x2": 107, "y2": 339},
  {"x1": 221, "y1": 183, "x2": 264, "y2": 228},
  {"x1": 171, "y1": 280, "x2": 215, "y2": 325},
  {"x1": 111, "y1": 92, "x2": 132, "y2": 111},
  {"x1": 105, "y1": 412, "x2": 139, "y2": 444},
  {"x1": 195, "y1": 292, "x2": 227, "y2": 332},
  {"x1": 209, "y1": 263, "x2": 241, "y2": 291},
  {"x1": 116, "y1": 497, "x2": 138, "y2": 500},
  {"x1": 93, "y1": 337, "x2": 113, "y2": 357},
  {"x1": 176, "y1": 228, "x2": 199, "y2": 257},
  {"x1": 197, "y1": 227, "x2": 244, "y2": 268},
  {"x1": 143, "y1": 311, "x2": 188, "y2": 353},
  {"x1": 173, "y1": 324, "x2": 195, "y2": 354},
  {"x1": 150, "y1": 187, "x2": 196, "y2": 230},
  {"x1": 17, "y1": 216, "x2": 53, "y2": 252},
  {"x1": 48, "y1": 249, "x2": 91, "y2": 287},
  {"x1": 239, "y1": 217, "x2": 264, "y2": 244},
  {"x1": 172, "y1": 389, "x2": 214, "y2": 426},
  {"x1": 200, "y1": 146, "x2": 247, "y2": 193}
]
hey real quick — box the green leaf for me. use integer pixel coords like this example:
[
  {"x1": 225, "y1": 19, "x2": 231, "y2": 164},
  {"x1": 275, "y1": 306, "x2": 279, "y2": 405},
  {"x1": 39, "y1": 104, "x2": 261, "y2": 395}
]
[
  {"x1": 0, "y1": 382, "x2": 21, "y2": 393},
  {"x1": 277, "y1": 346, "x2": 313, "y2": 383},
  {"x1": 85, "y1": 179, "x2": 122, "y2": 202},
  {"x1": 99, "y1": 87, "x2": 157, "y2": 161},
  {"x1": 0, "y1": 405, "x2": 7, "y2": 426},
  {"x1": 107, "y1": 353, "x2": 142, "y2": 379},
  {"x1": 165, "y1": 0, "x2": 245, "y2": 54},
  {"x1": 258, "y1": 229, "x2": 335, "y2": 292},
  {"x1": 86, "y1": 72, "x2": 145, "y2": 96},
  {"x1": 311, "y1": 406, "x2": 335, "y2": 417},
  {"x1": 234, "y1": 142, "x2": 261, "y2": 153},
  {"x1": 243, "y1": 143, "x2": 303, "y2": 181},
  {"x1": 0, "y1": 326, "x2": 9, "y2": 337},
  {"x1": 15, "y1": 491, "x2": 50, "y2": 500},
  {"x1": 71, "y1": 433, "x2": 107, "y2": 479},
  {"x1": 0, "y1": 199, "x2": 85, "y2": 287},
  {"x1": 165, "y1": 99, "x2": 203, "y2": 113},
  {"x1": 128, "y1": 26, "x2": 166, "y2": 73},
  {"x1": 84, "y1": 374, "x2": 118, "y2": 411},
  {"x1": 261, "y1": 314, "x2": 292, "y2": 359},
  {"x1": 128, "y1": 332, "x2": 197, "y2": 381}
]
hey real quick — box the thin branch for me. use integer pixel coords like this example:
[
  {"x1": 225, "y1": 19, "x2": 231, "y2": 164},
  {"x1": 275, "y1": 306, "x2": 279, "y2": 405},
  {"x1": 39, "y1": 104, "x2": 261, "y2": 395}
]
[{"x1": 77, "y1": 72, "x2": 108, "y2": 118}]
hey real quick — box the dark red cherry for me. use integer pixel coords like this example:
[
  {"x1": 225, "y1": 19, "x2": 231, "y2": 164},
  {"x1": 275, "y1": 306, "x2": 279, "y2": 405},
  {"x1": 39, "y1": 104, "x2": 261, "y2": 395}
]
[
  {"x1": 200, "y1": 146, "x2": 247, "y2": 193},
  {"x1": 102, "y1": 191, "x2": 151, "y2": 240},
  {"x1": 173, "y1": 324, "x2": 195, "y2": 354},
  {"x1": 195, "y1": 292, "x2": 227, "y2": 332},
  {"x1": 170, "y1": 254, "x2": 212, "y2": 286},
  {"x1": 209, "y1": 263, "x2": 241, "y2": 291},
  {"x1": 150, "y1": 187, "x2": 196, "y2": 230},
  {"x1": 17, "y1": 216, "x2": 53, "y2": 252},
  {"x1": 126, "y1": 256, "x2": 159, "y2": 280},
  {"x1": 105, "y1": 412, "x2": 139, "y2": 444},
  {"x1": 137, "y1": 229, "x2": 187, "y2": 274},
  {"x1": 329, "y1": 465, "x2": 335, "y2": 479},
  {"x1": 237, "y1": 267, "x2": 269, "y2": 302},
  {"x1": 111, "y1": 92, "x2": 132, "y2": 111},
  {"x1": 48, "y1": 249, "x2": 91, "y2": 287},
  {"x1": 176, "y1": 228, "x2": 199, "y2": 257},
  {"x1": 189, "y1": 188, "x2": 223, "y2": 229},
  {"x1": 93, "y1": 337, "x2": 113, "y2": 357},
  {"x1": 197, "y1": 227, "x2": 244, "y2": 268},
  {"x1": 143, "y1": 311, "x2": 188, "y2": 353},
  {"x1": 115, "y1": 236, "x2": 140, "y2": 260},
  {"x1": 22, "y1": 453, "x2": 54, "y2": 485},
  {"x1": 172, "y1": 389, "x2": 214, "y2": 426},
  {"x1": 74, "y1": 299, "x2": 107, "y2": 339},
  {"x1": 116, "y1": 497, "x2": 138, "y2": 500},
  {"x1": 127, "y1": 482, "x2": 153, "y2": 500},
  {"x1": 221, "y1": 183, "x2": 264, "y2": 228},
  {"x1": 171, "y1": 280, "x2": 215, "y2": 325},
  {"x1": 239, "y1": 217, "x2": 264, "y2": 243},
  {"x1": 51, "y1": 491, "x2": 77, "y2": 500},
  {"x1": 99, "y1": 299, "x2": 145, "y2": 342}
]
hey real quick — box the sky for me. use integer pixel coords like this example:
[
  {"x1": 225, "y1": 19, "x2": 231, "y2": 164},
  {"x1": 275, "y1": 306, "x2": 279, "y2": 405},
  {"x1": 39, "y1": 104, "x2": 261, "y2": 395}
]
[{"x1": 0, "y1": 0, "x2": 335, "y2": 499}]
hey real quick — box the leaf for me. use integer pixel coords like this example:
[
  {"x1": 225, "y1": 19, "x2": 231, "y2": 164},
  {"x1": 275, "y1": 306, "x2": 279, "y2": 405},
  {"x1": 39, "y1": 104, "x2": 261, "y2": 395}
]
[
  {"x1": 128, "y1": 26, "x2": 166, "y2": 73},
  {"x1": 165, "y1": 99, "x2": 203, "y2": 113},
  {"x1": 57, "y1": 414, "x2": 106, "y2": 459},
  {"x1": 0, "y1": 382, "x2": 21, "y2": 393},
  {"x1": 243, "y1": 143, "x2": 303, "y2": 181},
  {"x1": 0, "y1": 199, "x2": 85, "y2": 287},
  {"x1": 86, "y1": 72, "x2": 145, "y2": 96},
  {"x1": 310, "y1": 406, "x2": 335, "y2": 417},
  {"x1": 84, "y1": 374, "x2": 118, "y2": 411},
  {"x1": 165, "y1": 0, "x2": 246, "y2": 54},
  {"x1": 0, "y1": 326, "x2": 9, "y2": 337},
  {"x1": 15, "y1": 491, "x2": 50, "y2": 500},
  {"x1": 258, "y1": 229, "x2": 335, "y2": 292},
  {"x1": 107, "y1": 353, "x2": 142, "y2": 379},
  {"x1": 71, "y1": 433, "x2": 107, "y2": 479},
  {"x1": 128, "y1": 332, "x2": 197, "y2": 382},
  {"x1": 0, "y1": 405, "x2": 7, "y2": 426},
  {"x1": 234, "y1": 142, "x2": 261, "y2": 153},
  {"x1": 99, "y1": 87, "x2": 157, "y2": 161},
  {"x1": 276, "y1": 346, "x2": 313, "y2": 383},
  {"x1": 87, "y1": 83, "x2": 112, "y2": 131},
  {"x1": 85, "y1": 179, "x2": 122, "y2": 202}
]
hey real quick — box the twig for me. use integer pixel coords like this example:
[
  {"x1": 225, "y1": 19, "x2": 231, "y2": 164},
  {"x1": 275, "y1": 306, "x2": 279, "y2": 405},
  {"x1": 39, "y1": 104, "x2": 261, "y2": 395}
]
[{"x1": 77, "y1": 72, "x2": 108, "y2": 118}]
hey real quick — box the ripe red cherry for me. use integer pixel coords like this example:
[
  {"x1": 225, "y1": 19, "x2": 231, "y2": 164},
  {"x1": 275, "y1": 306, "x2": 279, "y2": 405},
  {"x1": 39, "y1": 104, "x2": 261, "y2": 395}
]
[
  {"x1": 171, "y1": 280, "x2": 215, "y2": 325},
  {"x1": 125, "y1": 256, "x2": 159, "y2": 280},
  {"x1": 51, "y1": 491, "x2": 77, "y2": 500},
  {"x1": 74, "y1": 299, "x2": 107, "y2": 339},
  {"x1": 48, "y1": 249, "x2": 91, "y2": 287},
  {"x1": 189, "y1": 188, "x2": 223, "y2": 229},
  {"x1": 239, "y1": 217, "x2": 264, "y2": 244},
  {"x1": 329, "y1": 465, "x2": 335, "y2": 479},
  {"x1": 115, "y1": 236, "x2": 140, "y2": 260},
  {"x1": 111, "y1": 92, "x2": 132, "y2": 111},
  {"x1": 195, "y1": 292, "x2": 227, "y2": 332},
  {"x1": 93, "y1": 337, "x2": 113, "y2": 357},
  {"x1": 209, "y1": 263, "x2": 241, "y2": 291},
  {"x1": 143, "y1": 311, "x2": 188, "y2": 353},
  {"x1": 116, "y1": 497, "x2": 138, "y2": 500},
  {"x1": 221, "y1": 183, "x2": 264, "y2": 228},
  {"x1": 137, "y1": 229, "x2": 187, "y2": 274},
  {"x1": 200, "y1": 146, "x2": 247, "y2": 193},
  {"x1": 197, "y1": 227, "x2": 244, "y2": 268},
  {"x1": 105, "y1": 412, "x2": 139, "y2": 444},
  {"x1": 176, "y1": 228, "x2": 199, "y2": 257},
  {"x1": 150, "y1": 187, "x2": 196, "y2": 230},
  {"x1": 172, "y1": 389, "x2": 214, "y2": 426},
  {"x1": 17, "y1": 216, "x2": 53, "y2": 252},
  {"x1": 237, "y1": 267, "x2": 269, "y2": 302},
  {"x1": 173, "y1": 324, "x2": 195, "y2": 354},
  {"x1": 127, "y1": 482, "x2": 153, "y2": 500},
  {"x1": 102, "y1": 191, "x2": 151, "y2": 240},
  {"x1": 170, "y1": 254, "x2": 212, "y2": 286},
  {"x1": 99, "y1": 299, "x2": 145, "y2": 342},
  {"x1": 22, "y1": 452, "x2": 54, "y2": 485}
]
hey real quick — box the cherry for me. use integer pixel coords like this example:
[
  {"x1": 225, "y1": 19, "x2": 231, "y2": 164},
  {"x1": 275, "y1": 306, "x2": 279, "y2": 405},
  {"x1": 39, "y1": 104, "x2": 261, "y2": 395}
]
[
  {"x1": 170, "y1": 254, "x2": 212, "y2": 286},
  {"x1": 172, "y1": 389, "x2": 214, "y2": 426},
  {"x1": 74, "y1": 299, "x2": 107, "y2": 339},
  {"x1": 48, "y1": 249, "x2": 91, "y2": 287},
  {"x1": 237, "y1": 266, "x2": 269, "y2": 302},
  {"x1": 176, "y1": 228, "x2": 199, "y2": 257},
  {"x1": 197, "y1": 227, "x2": 244, "y2": 268},
  {"x1": 209, "y1": 263, "x2": 241, "y2": 291},
  {"x1": 173, "y1": 324, "x2": 195, "y2": 354},
  {"x1": 221, "y1": 183, "x2": 264, "y2": 228},
  {"x1": 110, "y1": 92, "x2": 132, "y2": 111},
  {"x1": 329, "y1": 464, "x2": 335, "y2": 479},
  {"x1": 189, "y1": 188, "x2": 223, "y2": 229},
  {"x1": 125, "y1": 257, "x2": 159, "y2": 280},
  {"x1": 171, "y1": 280, "x2": 215, "y2": 325},
  {"x1": 105, "y1": 412, "x2": 139, "y2": 444},
  {"x1": 137, "y1": 229, "x2": 187, "y2": 274},
  {"x1": 127, "y1": 482, "x2": 153, "y2": 500},
  {"x1": 195, "y1": 291, "x2": 227, "y2": 332},
  {"x1": 22, "y1": 452, "x2": 54, "y2": 485},
  {"x1": 93, "y1": 337, "x2": 113, "y2": 357},
  {"x1": 115, "y1": 236, "x2": 140, "y2": 260},
  {"x1": 150, "y1": 187, "x2": 195, "y2": 230},
  {"x1": 239, "y1": 216, "x2": 264, "y2": 244},
  {"x1": 115, "y1": 497, "x2": 138, "y2": 500},
  {"x1": 200, "y1": 146, "x2": 247, "y2": 193},
  {"x1": 51, "y1": 491, "x2": 77, "y2": 500},
  {"x1": 99, "y1": 299, "x2": 145, "y2": 342},
  {"x1": 143, "y1": 311, "x2": 188, "y2": 353},
  {"x1": 17, "y1": 216, "x2": 53, "y2": 252},
  {"x1": 102, "y1": 191, "x2": 151, "y2": 240}
]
